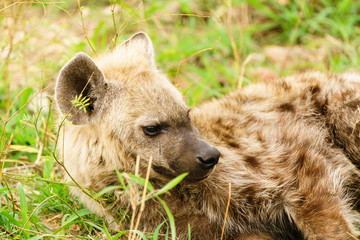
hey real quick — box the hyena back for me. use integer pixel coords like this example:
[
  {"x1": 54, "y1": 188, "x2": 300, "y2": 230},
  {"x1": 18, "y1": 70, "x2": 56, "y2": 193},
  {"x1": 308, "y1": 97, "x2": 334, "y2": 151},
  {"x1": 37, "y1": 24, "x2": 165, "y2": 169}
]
[{"x1": 56, "y1": 32, "x2": 360, "y2": 240}]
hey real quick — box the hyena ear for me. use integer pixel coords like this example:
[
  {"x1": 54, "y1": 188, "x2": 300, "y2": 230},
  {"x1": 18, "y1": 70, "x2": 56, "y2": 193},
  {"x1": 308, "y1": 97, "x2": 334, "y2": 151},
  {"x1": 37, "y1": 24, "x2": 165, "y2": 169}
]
[
  {"x1": 122, "y1": 32, "x2": 156, "y2": 68},
  {"x1": 55, "y1": 52, "x2": 107, "y2": 125}
]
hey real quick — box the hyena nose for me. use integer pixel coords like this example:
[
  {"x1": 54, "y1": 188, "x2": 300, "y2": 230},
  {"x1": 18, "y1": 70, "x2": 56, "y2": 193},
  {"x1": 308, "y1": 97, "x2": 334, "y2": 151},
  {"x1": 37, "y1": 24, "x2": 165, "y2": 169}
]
[{"x1": 196, "y1": 147, "x2": 221, "y2": 169}]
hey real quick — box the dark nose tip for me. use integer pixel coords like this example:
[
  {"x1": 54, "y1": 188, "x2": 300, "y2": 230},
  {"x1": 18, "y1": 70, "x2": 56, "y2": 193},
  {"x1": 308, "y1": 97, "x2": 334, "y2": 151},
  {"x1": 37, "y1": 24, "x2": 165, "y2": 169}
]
[{"x1": 196, "y1": 147, "x2": 220, "y2": 169}]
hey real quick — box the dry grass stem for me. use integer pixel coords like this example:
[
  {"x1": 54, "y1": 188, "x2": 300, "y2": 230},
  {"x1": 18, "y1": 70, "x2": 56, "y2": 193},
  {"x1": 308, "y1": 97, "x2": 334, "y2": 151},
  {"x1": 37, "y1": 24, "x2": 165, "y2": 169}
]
[
  {"x1": 41, "y1": 102, "x2": 52, "y2": 147},
  {"x1": 127, "y1": 173, "x2": 138, "y2": 239},
  {"x1": 77, "y1": 0, "x2": 96, "y2": 54},
  {"x1": 0, "y1": 134, "x2": 14, "y2": 182},
  {"x1": 238, "y1": 54, "x2": 252, "y2": 89},
  {"x1": 289, "y1": 0, "x2": 305, "y2": 45},
  {"x1": 135, "y1": 155, "x2": 141, "y2": 177},
  {"x1": 175, "y1": 37, "x2": 221, "y2": 83},
  {"x1": 132, "y1": 156, "x2": 153, "y2": 240},
  {"x1": 35, "y1": 143, "x2": 43, "y2": 165},
  {"x1": 221, "y1": 181, "x2": 232, "y2": 240},
  {"x1": 1, "y1": 159, "x2": 32, "y2": 164},
  {"x1": 128, "y1": 155, "x2": 142, "y2": 239},
  {"x1": 109, "y1": 0, "x2": 123, "y2": 49},
  {"x1": 226, "y1": 0, "x2": 240, "y2": 86},
  {"x1": 4, "y1": 1, "x2": 14, "y2": 110}
]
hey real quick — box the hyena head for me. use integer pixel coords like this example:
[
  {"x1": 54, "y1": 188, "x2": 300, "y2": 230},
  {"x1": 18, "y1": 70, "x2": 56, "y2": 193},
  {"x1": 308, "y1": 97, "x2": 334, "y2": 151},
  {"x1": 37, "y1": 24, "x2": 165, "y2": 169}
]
[{"x1": 55, "y1": 32, "x2": 220, "y2": 181}]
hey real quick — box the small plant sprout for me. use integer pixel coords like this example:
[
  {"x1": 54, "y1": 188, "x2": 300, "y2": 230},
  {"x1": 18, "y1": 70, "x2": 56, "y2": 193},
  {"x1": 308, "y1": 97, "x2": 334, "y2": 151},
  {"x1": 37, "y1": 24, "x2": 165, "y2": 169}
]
[{"x1": 71, "y1": 94, "x2": 91, "y2": 113}]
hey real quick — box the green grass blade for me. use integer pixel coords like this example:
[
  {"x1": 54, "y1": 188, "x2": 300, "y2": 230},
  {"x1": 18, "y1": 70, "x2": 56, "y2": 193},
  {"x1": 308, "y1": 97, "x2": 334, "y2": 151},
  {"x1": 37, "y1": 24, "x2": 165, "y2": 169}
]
[
  {"x1": 126, "y1": 173, "x2": 155, "y2": 191},
  {"x1": 157, "y1": 198, "x2": 176, "y2": 240},
  {"x1": 62, "y1": 208, "x2": 92, "y2": 225},
  {"x1": 148, "y1": 173, "x2": 188, "y2": 200},
  {"x1": 115, "y1": 169, "x2": 126, "y2": 189},
  {"x1": 188, "y1": 224, "x2": 191, "y2": 240},
  {"x1": 102, "y1": 221, "x2": 113, "y2": 240},
  {"x1": 111, "y1": 230, "x2": 129, "y2": 240},
  {"x1": 94, "y1": 185, "x2": 122, "y2": 199},
  {"x1": 128, "y1": 230, "x2": 148, "y2": 240},
  {"x1": 152, "y1": 221, "x2": 165, "y2": 240},
  {"x1": 17, "y1": 182, "x2": 30, "y2": 238}
]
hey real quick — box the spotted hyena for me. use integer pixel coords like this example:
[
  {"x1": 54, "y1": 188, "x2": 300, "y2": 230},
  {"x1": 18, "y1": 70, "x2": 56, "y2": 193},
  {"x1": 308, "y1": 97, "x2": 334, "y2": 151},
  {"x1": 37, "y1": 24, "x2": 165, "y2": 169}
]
[{"x1": 55, "y1": 32, "x2": 360, "y2": 239}]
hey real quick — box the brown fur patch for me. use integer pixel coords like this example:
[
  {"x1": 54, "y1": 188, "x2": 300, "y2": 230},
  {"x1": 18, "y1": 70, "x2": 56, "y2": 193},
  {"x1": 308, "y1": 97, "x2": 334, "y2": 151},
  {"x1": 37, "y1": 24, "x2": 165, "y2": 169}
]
[
  {"x1": 244, "y1": 155, "x2": 261, "y2": 169},
  {"x1": 98, "y1": 155, "x2": 105, "y2": 166},
  {"x1": 296, "y1": 152, "x2": 306, "y2": 171},
  {"x1": 278, "y1": 103, "x2": 295, "y2": 112},
  {"x1": 346, "y1": 99, "x2": 360, "y2": 110},
  {"x1": 309, "y1": 85, "x2": 321, "y2": 95},
  {"x1": 280, "y1": 81, "x2": 291, "y2": 91}
]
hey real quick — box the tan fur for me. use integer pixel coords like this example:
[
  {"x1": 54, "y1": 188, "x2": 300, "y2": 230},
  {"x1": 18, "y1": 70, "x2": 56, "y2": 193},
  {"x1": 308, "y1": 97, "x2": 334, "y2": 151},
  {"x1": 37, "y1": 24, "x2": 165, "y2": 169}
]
[{"x1": 56, "y1": 33, "x2": 360, "y2": 240}]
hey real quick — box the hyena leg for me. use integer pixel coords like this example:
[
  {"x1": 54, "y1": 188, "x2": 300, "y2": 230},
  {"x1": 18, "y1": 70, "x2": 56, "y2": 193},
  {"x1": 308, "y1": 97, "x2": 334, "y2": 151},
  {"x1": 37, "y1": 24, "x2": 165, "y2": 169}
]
[
  {"x1": 327, "y1": 98, "x2": 360, "y2": 169},
  {"x1": 312, "y1": 76, "x2": 360, "y2": 208},
  {"x1": 303, "y1": 73, "x2": 360, "y2": 169},
  {"x1": 288, "y1": 195, "x2": 356, "y2": 240}
]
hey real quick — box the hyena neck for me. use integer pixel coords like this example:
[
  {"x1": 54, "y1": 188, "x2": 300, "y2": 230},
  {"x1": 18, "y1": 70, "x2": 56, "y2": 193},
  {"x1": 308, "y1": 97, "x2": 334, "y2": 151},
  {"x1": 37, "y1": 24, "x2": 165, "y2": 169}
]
[{"x1": 62, "y1": 123, "x2": 137, "y2": 189}]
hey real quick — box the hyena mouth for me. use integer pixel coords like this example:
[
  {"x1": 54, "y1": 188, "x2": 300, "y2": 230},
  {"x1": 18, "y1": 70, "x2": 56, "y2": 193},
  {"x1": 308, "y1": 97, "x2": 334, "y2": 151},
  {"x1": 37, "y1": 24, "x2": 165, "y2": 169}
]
[
  {"x1": 152, "y1": 165, "x2": 177, "y2": 179},
  {"x1": 152, "y1": 164, "x2": 211, "y2": 182}
]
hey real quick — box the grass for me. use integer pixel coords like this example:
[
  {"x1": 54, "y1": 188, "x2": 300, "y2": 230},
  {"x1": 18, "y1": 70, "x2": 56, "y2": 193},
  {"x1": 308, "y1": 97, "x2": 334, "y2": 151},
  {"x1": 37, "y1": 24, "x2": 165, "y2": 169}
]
[{"x1": 1, "y1": 0, "x2": 360, "y2": 239}]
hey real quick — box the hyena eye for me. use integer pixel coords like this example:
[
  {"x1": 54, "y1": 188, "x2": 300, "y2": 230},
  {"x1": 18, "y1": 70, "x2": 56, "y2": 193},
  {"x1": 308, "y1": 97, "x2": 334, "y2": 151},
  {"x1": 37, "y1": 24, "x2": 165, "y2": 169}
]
[{"x1": 142, "y1": 125, "x2": 162, "y2": 136}]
